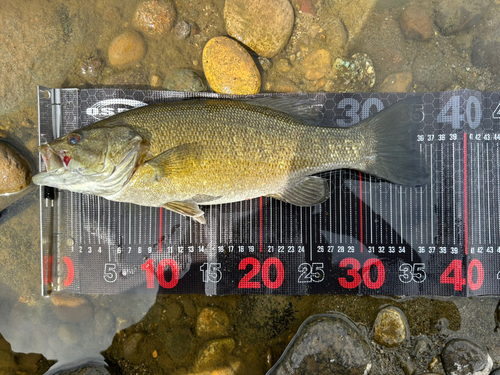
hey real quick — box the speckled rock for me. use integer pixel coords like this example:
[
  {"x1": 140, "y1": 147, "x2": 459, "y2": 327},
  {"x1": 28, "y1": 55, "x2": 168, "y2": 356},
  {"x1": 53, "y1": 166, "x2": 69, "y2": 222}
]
[
  {"x1": 174, "y1": 20, "x2": 191, "y2": 39},
  {"x1": 441, "y1": 339, "x2": 493, "y2": 375},
  {"x1": 164, "y1": 69, "x2": 206, "y2": 92},
  {"x1": 196, "y1": 307, "x2": 230, "y2": 339},
  {"x1": 268, "y1": 313, "x2": 372, "y2": 375},
  {"x1": 133, "y1": 0, "x2": 176, "y2": 38},
  {"x1": 434, "y1": 0, "x2": 488, "y2": 35},
  {"x1": 160, "y1": 326, "x2": 194, "y2": 363},
  {"x1": 0, "y1": 141, "x2": 31, "y2": 195},
  {"x1": 378, "y1": 72, "x2": 413, "y2": 92},
  {"x1": 303, "y1": 49, "x2": 331, "y2": 81},
  {"x1": 108, "y1": 31, "x2": 146, "y2": 69},
  {"x1": 78, "y1": 54, "x2": 104, "y2": 85},
  {"x1": 400, "y1": 6, "x2": 433, "y2": 41},
  {"x1": 194, "y1": 338, "x2": 235, "y2": 371},
  {"x1": 224, "y1": 0, "x2": 294, "y2": 58},
  {"x1": 373, "y1": 306, "x2": 409, "y2": 348},
  {"x1": 203, "y1": 36, "x2": 261, "y2": 95},
  {"x1": 123, "y1": 332, "x2": 145, "y2": 365},
  {"x1": 51, "y1": 293, "x2": 93, "y2": 323},
  {"x1": 331, "y1": 53, "x2": 376, "y2": 92}
]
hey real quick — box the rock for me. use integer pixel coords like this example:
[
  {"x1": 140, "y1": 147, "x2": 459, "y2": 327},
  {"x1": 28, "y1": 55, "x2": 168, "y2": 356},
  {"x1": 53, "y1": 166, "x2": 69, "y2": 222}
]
[
  {"x1": 490, "y1": 369, "x2": 500, "y2": 375},
  {"x1": 441, "y1": 339, "x2": 493, "y2": 375},
  {"x1": 203, "y1": 36, "x2": 261, "y2": 95},
  {"x1": 164, "y1": 69, "x2": 206, "y2": 92},
  {"x1": 411, "y1": 336, "x2": 430, "y2": 358},
  {"x1": 123, "y1": 332, "x2": 145, "y2": 364},
  {"x1": 196, "y1": 307, "x2": 231, "y2": 339},
  {"x1": 400, "y1": 6, "x2": 433, "y2": 41},
  {"x1": 194, "y1": 338, "x2": 235, "y2": 371},
  {"x1": 373, "y1": 306, "x2": 409, "y2": 348},
  {"x1": 0, "y1": 141, "x2": 31, "y2": 195},
  {"x1": 108, "y1": 31, "x2": 146, "y2": 69},
  {"x1": 268, "y1": 313, "x2": 372, "y2": 375},
  {"x1": 331, "y1": 53, "x2": 376, "y2": 92},
  {"x1": 51, "y1": 293, "x2": 93, "y2": 323},
  {"x1": 48, "y1": 362, "x2": 110, "y2": 375},
  {"x1": 434, "y1": 0, "x2": 488, "y2": 35},
  {"x1": 78, "y1": 54, "x2": 104, "y2": 84},
  {"x1": 0, "y1": 349, "x2": 16, "y2": 369},
  {"x1": 303, "y1": 49, "x2": 331, "y2": 81},
  {"x1": 163, "y1": 300, "x2": 184, "y2": 324},
  {"x1": 174, "y1": 20, "x2": 191, "y2": 39},
  {"x1": 57, "y1": 323, "x2": 81, "y2": 346},
  {"x1": 471, "y1": 39, "x2": 500, "y2": 75},
  {"x1": 378, "y1": 72, "x2": 413, "y2": 92},
  {"x1": 133, "y1": 0, "x2": 176, "y2": 38},
  {"x1": 224, "y1": 0, "x2": 294, "y2": 58},
  {"x1": 160, "y1": 326, "x2": 194, "y2": 363}
]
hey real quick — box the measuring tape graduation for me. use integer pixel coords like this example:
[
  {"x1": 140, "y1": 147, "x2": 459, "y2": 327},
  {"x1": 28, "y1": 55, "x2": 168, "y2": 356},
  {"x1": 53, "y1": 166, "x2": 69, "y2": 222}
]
[{"x1": 37, "y1": 87, "x2": 500, "y2": 296}]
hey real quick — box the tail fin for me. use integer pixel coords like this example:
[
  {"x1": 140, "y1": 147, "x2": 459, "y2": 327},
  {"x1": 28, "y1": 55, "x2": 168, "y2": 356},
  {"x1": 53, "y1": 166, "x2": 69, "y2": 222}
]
[{"x1": 360, "y1": 96, "x2": 429, "y2": 186}]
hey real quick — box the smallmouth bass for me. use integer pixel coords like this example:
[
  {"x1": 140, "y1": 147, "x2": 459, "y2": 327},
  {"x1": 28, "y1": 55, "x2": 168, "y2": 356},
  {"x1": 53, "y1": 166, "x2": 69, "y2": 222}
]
[{"x1": 32, "y1": 97, "x2": 427, "y2": 224}]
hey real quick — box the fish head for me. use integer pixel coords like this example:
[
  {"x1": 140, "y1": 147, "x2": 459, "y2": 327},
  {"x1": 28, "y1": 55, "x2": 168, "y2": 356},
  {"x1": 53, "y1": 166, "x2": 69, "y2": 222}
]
[{"x1": 32, "y1": 125, "x2": 147, "y2": 196}]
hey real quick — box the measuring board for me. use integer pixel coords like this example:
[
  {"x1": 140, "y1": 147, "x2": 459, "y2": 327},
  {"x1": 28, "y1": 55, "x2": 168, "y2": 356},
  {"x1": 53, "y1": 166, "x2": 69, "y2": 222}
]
[{"x1": 37, "y1": 87, "x2": 500, "y2": 296}]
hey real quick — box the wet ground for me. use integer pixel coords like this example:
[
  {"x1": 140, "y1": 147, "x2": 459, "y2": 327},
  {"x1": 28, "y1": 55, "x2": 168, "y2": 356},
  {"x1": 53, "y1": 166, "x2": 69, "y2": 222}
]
[{"x1": 1, "y1": 0, "x2": 500, "y2": 374}]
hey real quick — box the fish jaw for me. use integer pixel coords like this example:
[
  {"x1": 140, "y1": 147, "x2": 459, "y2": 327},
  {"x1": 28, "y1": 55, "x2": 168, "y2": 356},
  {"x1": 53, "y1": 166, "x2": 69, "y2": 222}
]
[{"x1": 39, "y1": 143, "x2": 65, "y2": 172}]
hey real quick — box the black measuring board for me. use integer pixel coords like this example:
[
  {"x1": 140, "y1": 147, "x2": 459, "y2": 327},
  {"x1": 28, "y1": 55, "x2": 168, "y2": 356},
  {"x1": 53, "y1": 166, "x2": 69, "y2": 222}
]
[{"x1": 37, "y1": 87, "x2": 500, "y2": 296}]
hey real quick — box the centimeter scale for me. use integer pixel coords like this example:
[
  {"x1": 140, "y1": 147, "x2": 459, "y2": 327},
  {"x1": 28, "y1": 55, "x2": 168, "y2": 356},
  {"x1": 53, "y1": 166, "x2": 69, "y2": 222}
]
[{"x1": 37, "y1": 87, "x2": 500, "y2": 296}]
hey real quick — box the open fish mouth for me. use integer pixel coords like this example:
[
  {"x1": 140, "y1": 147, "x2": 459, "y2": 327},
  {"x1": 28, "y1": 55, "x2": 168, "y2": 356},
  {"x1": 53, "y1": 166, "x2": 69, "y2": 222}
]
[{"x1": 39, "y1": 144, "x2": 65, "y2": 172}]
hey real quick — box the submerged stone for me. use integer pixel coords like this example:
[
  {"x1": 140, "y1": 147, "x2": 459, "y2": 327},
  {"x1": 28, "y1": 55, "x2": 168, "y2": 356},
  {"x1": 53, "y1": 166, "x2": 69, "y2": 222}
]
[
  {"x1": 441, "y1": 338, "x2": 493, "y2": 375},
  {"x1": 372, "y1": 306, "x2": 409, "y2": 348},
  {"x1": 268, "y1": 313, "x2": 372, "y2": 375}
]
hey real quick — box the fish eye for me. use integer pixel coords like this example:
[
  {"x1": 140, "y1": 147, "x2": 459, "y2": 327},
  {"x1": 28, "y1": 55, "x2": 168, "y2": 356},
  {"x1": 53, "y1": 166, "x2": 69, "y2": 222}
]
[{"x1": 67, "y1": 133, "x2": 82, "y2": 145}]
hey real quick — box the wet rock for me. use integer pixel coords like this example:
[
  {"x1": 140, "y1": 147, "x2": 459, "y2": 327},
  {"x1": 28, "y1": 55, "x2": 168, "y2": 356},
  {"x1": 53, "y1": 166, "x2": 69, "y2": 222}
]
[
  {"x1": 0, "y1": 141, "x2": 31, "y2": 195},
  {"x1": 302, "y1": 49, "x2": 331, "y2": 81},
  {"x1": 338, "y1": 0, "x2": 377, "y2": 43},
  {"x1": 57, "y1": 323, "x2": 81, "y2": 346},
  {"x1": 471, "y1": 38, "x2": 500, "y2": 75},
  {"x1": 194, "y1": 338, "x2": 235, "y2": 371},
  {"x1": 203, "y1": 36, "x2": 261, "y2": 95},
  {"x1": 331, "y1": 53, "x2": 376, "y2": 92},
  {"x1": 373, "y1": 306, "x2": 409, "y2": 348},
  {"x1": 94, "y1": 309, "x2": 116, "y2": 340},
  {"x1": 164, "y1": 69, "x2": 206, "y2": 92},
  {"x1": 0, "y1": 349, "x2": 16, "y2": 369},
  {"x1": 160, "y1": 326, "x2": 194, "y2": 363},
  {"x1": 490, "y1": 369, "x2": 500, "y2": 375},
  {"x1": 196, "y1": 307, "x2": 231, "y2": 339},
  {"x1": 51, "y1": 293, "x2": 93, "y2": 323},
  {"x1": 434, "y1": 0, "x2": 488, "y2": 35},
  {"x1": 441, "y1": 339, "x2": 493, "y2": 375},
  {"x1": 77, "y1": 54, "x2": 104, "y2": 85},
  {"x1": 411, "y1": 46, "x2": 456, "y2": 91},
  {"x1": 133, "y1": 0, "x2": 176, "y2": 38},
  {"x1": 258, "y1": 57, "x2": 272, "y2": 71},
  {"x1": 48, "y1": 362, "x2": 110, "y2": 375},
  {"x1": 275, "y1": 59, "x2": 292, "y2": 73},
  {"x1": 411, "y1": 336, "x2": 431, "y2": 358},
  {"x1": 123, "y1": 332, "x2": 145, "y2": 364},
  {"x1": 378, "y1": 72, "x2": 413, "y2": 92},
  {"x1": 400, "y1": 6, "x2": 433, "y2": 41},
  {"x1": 174, "y1": 20, "x2": 191, "y2": 39},
  {"x1": 224, "y1": 0, "x2": 294, "y2": 58},
  {"x1": 268, "y1": 313, "x2": 372, "y2": 375},
  {"x1": 108, "y1": 31, "x2": 146, "y2": 69}
]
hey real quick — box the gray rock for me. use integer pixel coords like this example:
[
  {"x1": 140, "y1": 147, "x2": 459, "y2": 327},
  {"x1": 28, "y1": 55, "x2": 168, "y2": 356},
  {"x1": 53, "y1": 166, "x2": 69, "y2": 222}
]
[
  {"x1": 174, "y1": 21, "x2": 191, "y2": 39},
  {"x1": 224, "y1": 0, "x2": 294, "y2": 58},
  {"x1": 164, "y1": 69, "x2": 206, "y2": 92},
  {"x1": 268, "y1": 313, "x2": 372, "y2": 375},
  {"x1": 434, "y1": 0, "x2": 489, "y2": 35},
  {"x1": 51, "y1": 362, "x2": 110, "y2": 375},
  {"x1": 441, "y1": 338, "x2": 493, "y2": 375}
]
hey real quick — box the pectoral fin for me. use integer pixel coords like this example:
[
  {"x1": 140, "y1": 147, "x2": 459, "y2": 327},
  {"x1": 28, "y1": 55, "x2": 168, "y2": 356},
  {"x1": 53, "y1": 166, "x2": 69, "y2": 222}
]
[
  {"x1": 269, "y1": 176, "x2": 329, "y2": 206},
  {"x1": 163, "y1": 200, "x2": 206, "y2": 224},
  {"x1": 146, "y1": 143, "x2": 202, "y2": 180}
]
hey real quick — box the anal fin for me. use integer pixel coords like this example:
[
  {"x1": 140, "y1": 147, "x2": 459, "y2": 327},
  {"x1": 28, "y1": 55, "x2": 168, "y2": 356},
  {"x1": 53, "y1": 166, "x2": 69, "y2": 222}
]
[{"x1": 268, "y1": 176, "x2": 329, "y2": 206}]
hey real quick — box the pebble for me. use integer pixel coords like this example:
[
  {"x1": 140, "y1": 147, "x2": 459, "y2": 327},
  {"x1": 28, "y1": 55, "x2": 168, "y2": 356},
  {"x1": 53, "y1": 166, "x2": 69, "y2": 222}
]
[
  {"x1": 174, "y1": 20, "x2": 191, "y2": 39},
  {"x1": 0, "y1": 141, "x2": 32, "y2": 195},
  {"x1": 268, "y1": 313, "x2": 372, "y2": 375},
  {"x1": 51, "y1": 293, "x2": 93, "y2": 323},
  {"x1": 302, "y1": 49, "x2": 331, "y2": 81},
  {"x1": 57, "y1": 323, "x2": 81, "y2": 346},
  {"x1": 161, "y1": 326, "x2": 194, "y2": 362},
  {"x1": 133, "y1": 0, "x2": 176, "y2": 38},
  {"x1": 378, "y1": 72, "x2": 413, "y2": 92},
  {"x1": 224, "y1": 0, "x2": 294, "y2": 58},
  {"x1": 194, "y1": 338, "x2": 235, "y2": 371},
  {"x1": 164, "y1": 69, "x2": 206, "y2": 92},
  {"x1": 163, "y1": 300, "x2": 184, "y2": 324},
  {"x1": 202, "y1": 36, "x2": 261, "y2": 95},
  {"x1": 196, "y1": 307, "x2": 231, "y2": 339},
  {"x1": 441, "y1": 339, "x2": 493, "y2": 375},
  {"x1": 434, "y1": 0, "x2": 488, "y2": 35},
  {"x1": 332, "y1": 53, "x2": 376, "y2": 92},
  {"x1": 400, "y1": 6, "x2": 433, "y2": 41},
  {"x1": 411, "y1": 336, "x2": 431, "y2": 358},
  {"x1": 373, "y1": 306, "x2": 409, "y2": 348},
  {"x1": 78, "y1": 54, "x2": 104, "y2": 84},
  {"x1": 122, "y1": 332, "x2": 145, "y2": 364},
  {"x1": 108, "y1": 31, "x2": 146, "y2": 69}
]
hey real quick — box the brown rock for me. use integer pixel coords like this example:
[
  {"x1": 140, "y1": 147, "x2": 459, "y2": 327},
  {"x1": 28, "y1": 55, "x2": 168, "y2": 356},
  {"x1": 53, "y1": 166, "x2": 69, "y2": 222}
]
[
  {"x1": 378, "y1": 72, "x2": 413, "y2": 92},
  {"x1": 108, "y1": 31, "x2": 146, "y2": 69},
  {"x1": 133, "y1": 0, "x2": 176, "y2": 38},
  {"x1": 224, "y1": 0, "x2": 294, "y2": 58},
  {"x1": 0, "y1": 141, "x2": 31, "y2": 195},
  {"x1": 400, "y1": 6, "x2": 433, "y2": 41},
  {"x1": 195, "y1": 338, "x2": 236, "y2": 371},
  {"x1": 203, "y1": 36, "x2": 261, "y2": 95},
  {"x1": 373, "y1": 306, "x2": 409, "y2": 348},
  {"x1": 51, "y1": 293, "x2": 93, "y2": 323},
  {"x1": 303, "y1": 49, "x2": 331, "y2": 80},
  {"x1": 196, "y1": 307, "x2": 231, "y2": 339}
]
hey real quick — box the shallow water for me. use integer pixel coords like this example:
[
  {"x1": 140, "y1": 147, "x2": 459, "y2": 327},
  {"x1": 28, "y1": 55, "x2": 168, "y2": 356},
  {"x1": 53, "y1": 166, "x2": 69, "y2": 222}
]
[{"x1": 1, "y1": 0, "x2": 500, "y2": 374}]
